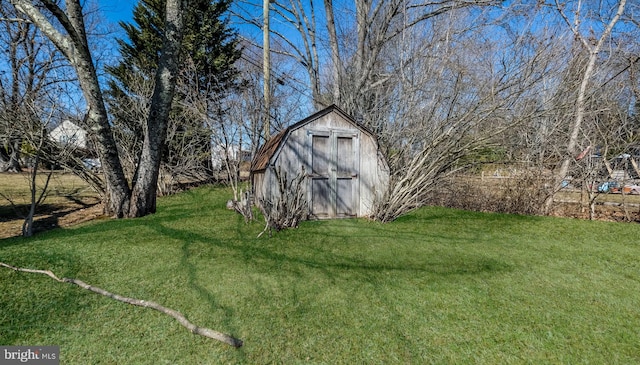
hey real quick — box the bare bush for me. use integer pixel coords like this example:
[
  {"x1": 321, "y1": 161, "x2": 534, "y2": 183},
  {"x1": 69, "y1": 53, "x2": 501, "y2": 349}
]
[
  {"x1": 428, "y1": 172, "x2": 549, "y2": 216},
  {"x1": 227, "y1": 189, "x2": 254, "y2": 223},
  {"x1": 258, "y1": 167, "x2": 308, "y2": 237}
]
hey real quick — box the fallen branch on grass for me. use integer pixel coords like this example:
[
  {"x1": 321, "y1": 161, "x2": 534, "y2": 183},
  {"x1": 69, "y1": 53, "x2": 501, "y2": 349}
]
[{"x1": 0, "y1": 262, "x2": 243, "y2": 348}]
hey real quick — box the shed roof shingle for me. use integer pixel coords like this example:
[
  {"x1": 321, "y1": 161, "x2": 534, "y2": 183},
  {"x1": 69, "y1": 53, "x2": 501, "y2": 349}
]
[{"x1": 250, "y1": 128, "x2": 288, "y2": 172}]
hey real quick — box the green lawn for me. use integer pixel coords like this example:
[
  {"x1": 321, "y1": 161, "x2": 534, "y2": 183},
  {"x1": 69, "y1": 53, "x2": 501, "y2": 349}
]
[{"x1": 1, "y1": 186, "x2": 639, "y2": 364}]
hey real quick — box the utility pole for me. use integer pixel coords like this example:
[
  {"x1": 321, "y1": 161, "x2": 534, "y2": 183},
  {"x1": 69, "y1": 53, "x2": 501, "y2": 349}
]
[{"x1": 263, "y1": 0, "x2": 273, "y2": 139}]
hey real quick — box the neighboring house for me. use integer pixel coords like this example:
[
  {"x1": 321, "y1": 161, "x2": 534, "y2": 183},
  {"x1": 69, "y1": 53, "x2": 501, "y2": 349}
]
[
  {"x1": 49, "y1": 120, "x2": 100, "y2": 170},
  {"x1": 49, "y1": 120, "x2": 87, "y2": 149},
  {"x1": 211, "y1": 144, "x2": 250, "y2": 171},
  {"x1": 251, "y1": 104, "x2": 390, "y2": 219}
]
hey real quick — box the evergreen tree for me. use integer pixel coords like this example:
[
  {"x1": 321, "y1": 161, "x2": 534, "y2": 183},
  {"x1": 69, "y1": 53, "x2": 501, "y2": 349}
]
[{"x1": 106, "y1": 0, "x2": 241, "y2": 183}]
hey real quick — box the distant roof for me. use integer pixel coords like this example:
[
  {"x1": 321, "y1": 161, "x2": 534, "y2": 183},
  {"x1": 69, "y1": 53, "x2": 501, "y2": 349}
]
[
  {"x1": 49, "y1": 120, "x2": 87, "y2": 149},
  {"x1": 250, "y1": 105, "x2": 372, "y2": 173}
]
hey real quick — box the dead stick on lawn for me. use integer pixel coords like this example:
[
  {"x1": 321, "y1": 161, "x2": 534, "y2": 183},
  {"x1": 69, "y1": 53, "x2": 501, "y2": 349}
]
[{"x1": 0, "y1": 262, "x2": 243, "y2": 348}]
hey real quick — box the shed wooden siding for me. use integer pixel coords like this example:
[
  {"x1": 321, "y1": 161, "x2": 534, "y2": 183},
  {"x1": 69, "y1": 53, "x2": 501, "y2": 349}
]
[{"x1": 251, "y1": 105, "x2": 389, "y2": 218}]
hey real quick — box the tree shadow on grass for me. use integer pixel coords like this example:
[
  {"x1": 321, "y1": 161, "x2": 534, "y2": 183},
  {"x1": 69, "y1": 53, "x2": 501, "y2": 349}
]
[
  {"x1": 144, "y1": 219, "x2": 246, "y2": 353},
  {"x1": 136, "y1": 212, "x2": 514, "y2": 361},
  {"x1": 0, "y1": 280, "x2": 88, "y2": 345},
  {"x1": 1, "y1": 200, "x2": 516, "y2": 358},
  {"x1": 143, "y1": 212, "x2": 514, "y2": 283}
]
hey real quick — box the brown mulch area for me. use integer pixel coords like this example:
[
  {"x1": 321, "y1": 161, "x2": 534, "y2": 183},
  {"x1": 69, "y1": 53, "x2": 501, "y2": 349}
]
[{"x1": 0, "y1": 203, "x2": 105, "y2": 239}]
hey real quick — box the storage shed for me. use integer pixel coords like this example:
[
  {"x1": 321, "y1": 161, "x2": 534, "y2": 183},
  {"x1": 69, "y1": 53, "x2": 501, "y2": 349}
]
[{"x1": 251, "y1": 105, "x2": 389, "y2": 219}]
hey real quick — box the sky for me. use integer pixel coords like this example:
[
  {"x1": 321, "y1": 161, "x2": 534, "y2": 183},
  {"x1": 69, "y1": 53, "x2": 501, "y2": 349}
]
[{"x1": 97, "y1": 0, "x2": 136, "y2": 25}]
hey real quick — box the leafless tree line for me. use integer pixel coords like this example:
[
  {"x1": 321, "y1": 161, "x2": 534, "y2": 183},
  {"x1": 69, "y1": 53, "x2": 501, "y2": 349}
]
[{"x1": 233, "y1": 0, "x2": 640, "y2": 221}]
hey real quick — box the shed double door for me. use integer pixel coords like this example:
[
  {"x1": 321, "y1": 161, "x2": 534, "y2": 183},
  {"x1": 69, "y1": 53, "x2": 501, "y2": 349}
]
[{"x1": 309, "y1": 131, "x2": 359, "y2": 218}]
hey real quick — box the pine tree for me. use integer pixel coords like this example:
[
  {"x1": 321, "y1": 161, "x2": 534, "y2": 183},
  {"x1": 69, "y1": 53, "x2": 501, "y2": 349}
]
[{"x1": 106, "y1": 0, "x2": 241, "y2": 183}]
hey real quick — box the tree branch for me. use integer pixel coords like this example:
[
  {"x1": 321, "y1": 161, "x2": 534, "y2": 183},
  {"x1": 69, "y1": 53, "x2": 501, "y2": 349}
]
[
  {"x1": 0, "y1": 17, "x2": 31, "y2": 22},
  {"x1": 0, "y1": 262, "x2": 243, "y2": 348}
]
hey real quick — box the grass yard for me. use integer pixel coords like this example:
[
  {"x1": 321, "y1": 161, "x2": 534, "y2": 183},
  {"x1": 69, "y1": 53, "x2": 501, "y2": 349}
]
[{"x1": 1, "y1": 186, "x2": 639, "y2": 364}]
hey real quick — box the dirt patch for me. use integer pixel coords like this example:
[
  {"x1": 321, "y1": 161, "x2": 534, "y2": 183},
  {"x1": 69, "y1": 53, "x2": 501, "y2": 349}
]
[
  {"x1": 0, "y1": 202, "x2": 105, "y2": 239},
  {"x1": 0, "y1": 171, "x2": 104, "y2": 239}
]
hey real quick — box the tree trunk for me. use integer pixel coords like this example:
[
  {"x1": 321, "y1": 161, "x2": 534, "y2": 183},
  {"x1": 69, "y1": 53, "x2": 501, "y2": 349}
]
[
  {"x1": 323, "y1": 0, "x2": 341, "y2": 104},
  {"x1": 129, "y1": 0, "x2": 184, "y2": 217},
  {"x1": 3, "y1": 137, "x2": 22, "y2": 172},
  {"x1": 22, "y1": 153, "x2": 39, "y2": 237},
  {"x1": 22, "y1": 126, "x2": 52, "y2": 237},
  {"x1": 66, "y1": 0, "x2": 132, "y2": 217},
  {"x1": 10, "y1": 0, "x2": 132, "y2": 217}
]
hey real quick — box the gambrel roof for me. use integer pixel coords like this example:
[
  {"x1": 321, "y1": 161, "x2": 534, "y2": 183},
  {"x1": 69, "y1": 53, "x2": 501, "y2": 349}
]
[{"x1": 250, "y1": 104, "x2": 375, "y2": 173}]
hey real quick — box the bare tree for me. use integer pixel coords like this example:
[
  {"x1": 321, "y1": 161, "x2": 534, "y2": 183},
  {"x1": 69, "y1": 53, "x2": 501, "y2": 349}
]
[
  {"x1": 0, "y1": 111, "x2": 52, "y2": 237},
  {"x1": 0, "y1": 2, "x2": 69, "y2": 173},
  {"x1": 290, "y1": 0, "x2": 496, "y2": 127},
  {"x1": 543, "y1": 0, "x2": 628, "y2": 213},
  {"x1": 20, "y1": 115, "x2": 52, "y2": 237},
  {"x1": 0, "y1": 2, "x2": 92, "y2": 235},
  {"x1": 0, "y1": 99, "x2": 90, "y2": 237},
  {"x1": 175, "y1": 43, "x2": 305, "y2": 220},
  {"x1": 7, "y1": 0, "x2": 184, "y2": 218},
  {"x1": 573, "y1": 64, "x2": 640, "y2": 220},
  {"x1": 367, "y1": 4, "x2": 568, "y2": 220},
  {"x1": 8, "y1": 0, "x2": 130, "y2": 216}
]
